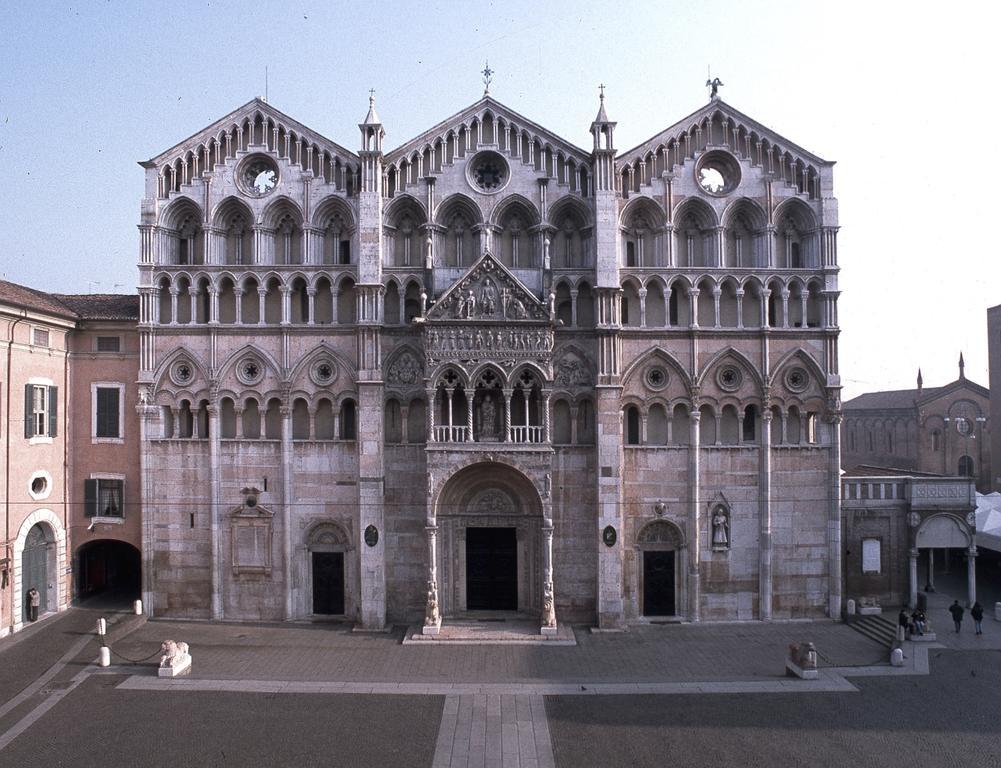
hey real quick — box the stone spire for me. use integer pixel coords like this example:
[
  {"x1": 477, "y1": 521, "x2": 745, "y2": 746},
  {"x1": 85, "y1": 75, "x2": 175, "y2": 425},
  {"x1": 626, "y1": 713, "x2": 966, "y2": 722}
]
[
  {"x1": 959, "y1": 351, "x2": 966, "y2": 380},
  {"x1": 590, "y1": 84, "x2": 616, "y2": 152},
  {"x1": 361, "y1": 89, "x2": 381, "y2": 127},
  {"x1": 917, "y1": 368, "x2": 923, "y2": 396}
]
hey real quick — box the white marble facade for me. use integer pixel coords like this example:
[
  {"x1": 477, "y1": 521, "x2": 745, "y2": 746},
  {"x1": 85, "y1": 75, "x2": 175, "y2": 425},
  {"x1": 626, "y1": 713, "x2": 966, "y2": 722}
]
[{"x1": 136, "y1": 87, "x2": 842, "y2": 630}]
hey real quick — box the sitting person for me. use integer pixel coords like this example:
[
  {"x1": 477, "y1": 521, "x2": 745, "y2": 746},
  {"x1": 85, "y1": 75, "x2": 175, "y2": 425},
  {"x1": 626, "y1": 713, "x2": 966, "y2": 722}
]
[{"x1": 911, "y1": 608, "x2": 926, "y2": 636}]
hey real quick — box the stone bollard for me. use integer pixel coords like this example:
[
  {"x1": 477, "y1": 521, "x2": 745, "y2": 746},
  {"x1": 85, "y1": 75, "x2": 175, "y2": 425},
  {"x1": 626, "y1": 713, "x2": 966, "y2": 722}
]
[
  {"x1": 890, "y1": 647, "x2": 904, "y2": 667},
  {"x1": 995, "y1": 602, "x2": 1001, "y2": 622},
  {"x1": 846, "y1": 599, "x2": 856, "y2": 616},
  {"x1": 134, "y1": 599, "x2": 143, "y2": 616},
  {"x1": 897, "y1": 626, "x2": 905, "y2": 643},
  {"x1": 99, "y1": 646, "x2": 111, "y2": 667}
]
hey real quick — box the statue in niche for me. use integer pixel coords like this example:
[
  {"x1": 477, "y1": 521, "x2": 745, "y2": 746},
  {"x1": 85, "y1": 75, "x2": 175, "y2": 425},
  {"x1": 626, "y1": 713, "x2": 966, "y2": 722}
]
[
  {"x1": 479, "y1": 393, "x2": 499, "y2": 440},
  {"x1": 425, "y1": 581, "x2": 440, "y2": 626},
  {"x1": 712, "y1": 506, "x2": 730, "y2": 550},
  {"x1": 480, "y1": 277, "x2": 498, "y2": 316}
]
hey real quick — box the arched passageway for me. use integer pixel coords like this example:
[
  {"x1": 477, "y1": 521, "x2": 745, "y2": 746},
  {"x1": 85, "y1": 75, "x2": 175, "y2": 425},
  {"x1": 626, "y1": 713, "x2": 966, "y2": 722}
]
[{"x1": 76, "y1": 540, "x2": 142, "y2": 603}]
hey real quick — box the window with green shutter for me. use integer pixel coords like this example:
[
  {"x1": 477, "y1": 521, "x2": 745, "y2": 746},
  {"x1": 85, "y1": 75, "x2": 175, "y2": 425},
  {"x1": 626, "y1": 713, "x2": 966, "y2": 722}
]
[{"x1": 95, "y1": 387, "x2": 120, "y2": 438}]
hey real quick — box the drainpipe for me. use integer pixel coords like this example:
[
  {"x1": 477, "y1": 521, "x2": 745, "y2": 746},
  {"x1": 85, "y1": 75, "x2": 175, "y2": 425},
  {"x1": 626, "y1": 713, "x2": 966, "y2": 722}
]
[
  {"x1": 5, "y1": 309, "x2": 28, "y2": 634},
  {"x1": 62, "y1": 328, "x2": 70, "y2": 609}
]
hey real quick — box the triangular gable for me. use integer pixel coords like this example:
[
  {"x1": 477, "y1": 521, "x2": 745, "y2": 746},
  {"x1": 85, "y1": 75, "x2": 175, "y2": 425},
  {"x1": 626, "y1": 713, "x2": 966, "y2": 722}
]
[
  {"x1": 425, "y1": 251, "x2": 550, "y2": 322},
  {"x1": 386, "y1": 96, "x2": 590, "y2": 166},
  {"x1": 142, "y1": 98, "x2": 359, "y2": 169},
  {"x1": 916, "y1": 378, "x2": 990, "y2": 406},
  {"x1": 617, "y1": 98, "x2": 831, "y2": 170}
]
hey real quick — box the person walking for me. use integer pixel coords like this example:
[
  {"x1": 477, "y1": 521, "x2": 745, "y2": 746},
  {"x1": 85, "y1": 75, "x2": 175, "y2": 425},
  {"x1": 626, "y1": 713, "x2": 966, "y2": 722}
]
[
  {"x1": 971, "y1": 602, "x2": 984, "y2": 635},
  {"x1": 26, "y1": 586, "x2": 40, "y2": 622},
  {"x1": 949, "y1": 600, "x2": 965, "y2": 633},
  {"x1": 898, "y1": 609, "x2": 911, "y2": 640}
]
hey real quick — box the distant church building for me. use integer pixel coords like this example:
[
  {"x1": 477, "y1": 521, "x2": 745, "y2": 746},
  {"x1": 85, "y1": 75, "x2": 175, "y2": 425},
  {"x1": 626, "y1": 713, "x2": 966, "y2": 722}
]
[
  {"x1": 841, "y1": 356, "x2": 992, "y2": 492},
  {"x1": 136, "y1": 81, "x2": 843, "y2": 631}
]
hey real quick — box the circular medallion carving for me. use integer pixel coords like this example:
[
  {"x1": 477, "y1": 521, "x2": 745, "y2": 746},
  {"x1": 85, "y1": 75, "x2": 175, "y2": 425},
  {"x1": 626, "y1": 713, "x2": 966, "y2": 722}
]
[
  {"x1": 602, "y1": 525, "x2": 617, "y2": 547},
  {"x1": 716, "y1": 365, "x2": 743, "y2": 392},
  {"x1": 784, "y1": 366, "x2": 809, "y2": 393},
  {"x1": 645, "y1": 366, "x2": 669, "y2": 391},
  {"x1": 236, "y1": 356, "x2": 264, "y2": 386},
  {"x1": 239, "y1": 155, "x2": 279, "y2": 197},
  {"x1": 694, "y1": 150, "x2": 741, "y2": 196},
  {"x1": 364, "y1": 525, "x2": 379, "y2": 547},
  {"x1": 310, "y1": 358, "x2": 337, "y2": 386},
  {"x1": 466, "y1": 151, "x2": 509, "y2": 194},
  {"x1": 169, "y1": 359, "x2": 195, "y2": 387}
]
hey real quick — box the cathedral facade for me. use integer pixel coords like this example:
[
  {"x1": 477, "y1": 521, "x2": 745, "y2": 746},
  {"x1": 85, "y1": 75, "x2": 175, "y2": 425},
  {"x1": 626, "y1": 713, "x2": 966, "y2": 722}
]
[{"x1": 136, "y1": 86, "x2": 842, "y2": 630}]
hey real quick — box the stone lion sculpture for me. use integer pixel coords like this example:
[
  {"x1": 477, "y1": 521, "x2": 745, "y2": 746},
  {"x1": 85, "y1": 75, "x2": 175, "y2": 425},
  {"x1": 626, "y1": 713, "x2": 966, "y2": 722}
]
[{"x1": 159, "y1": 640, "x2": 190, "y2": 668}]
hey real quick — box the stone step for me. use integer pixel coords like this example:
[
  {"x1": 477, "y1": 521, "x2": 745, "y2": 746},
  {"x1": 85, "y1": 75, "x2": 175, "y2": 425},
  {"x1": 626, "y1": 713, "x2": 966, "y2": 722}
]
[{"x1": 847, "y1": 614, "x2": 897, "y2": 648}]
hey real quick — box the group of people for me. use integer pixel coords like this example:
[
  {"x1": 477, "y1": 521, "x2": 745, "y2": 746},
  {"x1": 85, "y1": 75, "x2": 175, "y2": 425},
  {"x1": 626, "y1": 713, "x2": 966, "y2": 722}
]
[
  {"x1": 897, "y1": 607, "x2": 928, "y2": 636},
  {"x1": 949, "y1": 600, "x2": 986, "y2": 635},
  {"x1": 898, "y1": 601, "x2": 987, "y2": 636}
]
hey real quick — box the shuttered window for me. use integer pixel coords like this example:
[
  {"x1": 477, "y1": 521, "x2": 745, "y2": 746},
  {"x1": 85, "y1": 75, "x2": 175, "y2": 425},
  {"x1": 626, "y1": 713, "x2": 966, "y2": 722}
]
[
  {"x1": 84, "y1": 478, "x2": 124, "y2": 518},
  {"x1": 95, "y1": 387, "x2": 121, "y2": 438},
  {"x1": 24, "y1": 385, "x2": 57, "y2": 438}
]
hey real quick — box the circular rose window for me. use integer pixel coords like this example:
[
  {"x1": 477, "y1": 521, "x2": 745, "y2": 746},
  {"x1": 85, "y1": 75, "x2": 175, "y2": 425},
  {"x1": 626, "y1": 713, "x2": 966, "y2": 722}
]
[
  {"x1": 310, "y1": 358, "x2": 337, "y2": 386},
  {"x1": 236, "y1": 356, "x2": 264, "y2": 386},
  {"x1": 695, "y1": 150, "x2": 740, "y2": 197},
  {"x1": 467, "y1": 151, "x2": 509, "y2": 194},
  {"x1": 239, "y1": 155, "x2": 279, "y2": 197},
  {"x1": 784, "y1": 366, "x2": 809, "y2": 393},
  {"x1": 716, "y1": 365, "x2": 743, "y2": 392},
  {"x1": 645, "y1": 366, "x2": 669, "y2": 391},
  {"x1": 170, "y1": 359, "x2": 195, "y2": 387}
]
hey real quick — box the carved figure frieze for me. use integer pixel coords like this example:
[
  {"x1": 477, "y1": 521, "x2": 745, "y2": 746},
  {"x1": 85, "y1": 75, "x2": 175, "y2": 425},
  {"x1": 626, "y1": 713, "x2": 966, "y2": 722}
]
[
  {"x1": 426, "y1": 251, "x2": 548, "y2": 322},
  {"x1": 554, "y1": 353, "x2": 593, "y2": 388},
  {"x1": 424, "y1": 326, "x2": 553, "y2": 372}
]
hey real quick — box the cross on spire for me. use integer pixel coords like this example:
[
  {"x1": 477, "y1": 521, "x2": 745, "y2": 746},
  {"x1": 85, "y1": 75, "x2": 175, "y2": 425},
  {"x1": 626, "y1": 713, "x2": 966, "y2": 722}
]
[
  {"x1": 482, "y1": 61, "x2": 493, "y2": 96},
  {"x1": 599, "y1": 83, "x2": 605, "y2": 101}
]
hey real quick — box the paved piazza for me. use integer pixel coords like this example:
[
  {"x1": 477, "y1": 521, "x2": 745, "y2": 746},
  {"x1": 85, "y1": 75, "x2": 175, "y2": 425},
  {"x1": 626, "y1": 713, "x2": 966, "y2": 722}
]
[{"x1": 1, "y1": 604, "x2": 1000, "y2": 766}]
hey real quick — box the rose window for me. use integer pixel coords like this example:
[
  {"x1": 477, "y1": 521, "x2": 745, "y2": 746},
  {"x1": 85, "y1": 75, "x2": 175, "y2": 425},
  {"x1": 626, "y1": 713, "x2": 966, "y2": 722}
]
[{"x1": 716, "y1": 366, "x2": 743, "y2": 392}]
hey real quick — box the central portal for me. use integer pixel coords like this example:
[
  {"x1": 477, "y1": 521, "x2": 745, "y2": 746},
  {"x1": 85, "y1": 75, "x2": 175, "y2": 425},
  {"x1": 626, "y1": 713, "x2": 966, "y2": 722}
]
[{"x1": 465, "y1": 527, "x2": 518, "y2": 610}]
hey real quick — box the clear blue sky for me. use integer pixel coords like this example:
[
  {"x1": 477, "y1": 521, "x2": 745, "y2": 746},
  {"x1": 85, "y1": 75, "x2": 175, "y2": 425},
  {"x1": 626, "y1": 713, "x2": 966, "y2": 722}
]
[{"x1": 1, "y1": 0, "x2": 997, "y2": 398}]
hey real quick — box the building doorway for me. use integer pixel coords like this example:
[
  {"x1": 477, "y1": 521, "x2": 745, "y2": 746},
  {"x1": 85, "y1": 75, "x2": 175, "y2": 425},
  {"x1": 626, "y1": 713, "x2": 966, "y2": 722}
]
[
  {"x1": 465, "y1": 527, "x2": 518, "y2": 610},
  {"x1": 22, "y1": 523, "x2": 50, "y2": 618},
  {"x1": 76, "y1": 540, "x2": 141, "y2": 603},
  {"x1": 643, "y1": 550, "x2": 676, "y2": 616},
  {"x1": 312, "y1": 551, "x2": 345, "y2": 615}
]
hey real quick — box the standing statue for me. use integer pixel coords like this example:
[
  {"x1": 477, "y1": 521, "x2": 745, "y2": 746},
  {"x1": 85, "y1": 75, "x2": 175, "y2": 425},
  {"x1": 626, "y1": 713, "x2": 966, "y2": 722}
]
[
  {"x1": 712, "y1": 508, "x2": 729, "y2": 549},
  {"x1": 480, "y1": 393, "x2": 497, "y2": 439},
  {"x1": 541, "y1": 583, "x2": 556, "y2": 628},
  {"x1": 706, "y1": 76, "x2": 724, "y2": 99},
  {"x1": 480, "y1": 278, "x2": 498, "y2": 315}
]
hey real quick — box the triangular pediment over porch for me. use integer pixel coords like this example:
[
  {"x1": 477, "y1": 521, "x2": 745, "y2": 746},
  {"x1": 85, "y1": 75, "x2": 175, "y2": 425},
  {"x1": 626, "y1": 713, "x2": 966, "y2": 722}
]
[{"x1": 425, "y1": 251, "x2": 551, "y2": 323}]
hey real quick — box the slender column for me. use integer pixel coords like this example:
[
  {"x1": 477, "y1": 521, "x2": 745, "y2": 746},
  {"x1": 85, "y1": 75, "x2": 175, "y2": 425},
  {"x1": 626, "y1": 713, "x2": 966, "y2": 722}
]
[
  {"x1": 258, "y1": 289, "x2": 267, "y2": 325},
  {"x1": 504, "y1": 388, "x2": 513, "y2": 441},
  {"x1": 570, "y1": 290, "x2": 578, "y2": 327},
  {"x1": 234, "y1": 407, "x2": 244, "y2": 439},
  {"x1": 543, "y1": 391, "x2": 552, "y2": 443},
  {"x1": 909, "y1": 548, "x2": 919, "y2": 608},
  {"x1": 541, "y1": 516, "x2": 557, "y2": 633},
  {"x1": 967, "y1": 547, "x2": 977, "y2": 606},
  {"x1": 280, "y1": 405, "x2": 294, "y2": 620},
  {"x1": 688, "y1": 407, "x2": 702, "y2": 622},
  {"x1": 208, "y1": 403, "x2": 223, "y2": 619},
  {"x1": 187, "y1": 288, "x2": 197, "y2": 325},
  {"x1": 422, "y1": 522, "x2": 441, "y2": 633},
  {"x1": 688, "y1": 288, "x2": 699, "y2": 329},
  {"x1": 712, "y1": 287, "x2": 721, "y2": 327},
  {"x1": 781, "y1": 290, "x2": 790, "y2": 328},
  {"x1": 280, "y1": 286, "x2": 292, "y2": 326},
  {"x1": 446, "y1": 388, "x2": 454, "y2": 434},
  {"x1": 736, "y1": 290, "x2": 744, "y2": 330},
  {"x1": 169, "y1": 289, "x2": 179, "y2": 325},
  {"x1": 827, "y1": 414, "x2": 843, "y2": 618},
  {"x1": 307, "y1": 288, "x2": 316, "y2": 325},
  {"x1": 925, "y1": 548, "x2": 936, "y2": 591},
  {"x1": 466, "y1": 390, "x2": 475, "y2": 441},
  {"x1": 714, "y1": 414, "x2": 722, "y2": 445},
  {"x1": 638, "y1": 288, "x2": 647, "y2": 327},
  {"x1": 759, "y1": 406, "x2": 774, "y2": 620},
  {"x1": 233, "y1": 288, "x2": 243, "y2": 324}
]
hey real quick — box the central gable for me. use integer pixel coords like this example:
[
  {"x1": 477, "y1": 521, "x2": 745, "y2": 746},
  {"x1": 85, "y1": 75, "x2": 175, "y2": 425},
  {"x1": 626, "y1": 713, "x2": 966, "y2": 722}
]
[
  {"x1": 386, "y1": 96, "x2": 591, "y2": 167},
  {"x1": 425, "y1": 251, "x2": 550, "y2": 323}
]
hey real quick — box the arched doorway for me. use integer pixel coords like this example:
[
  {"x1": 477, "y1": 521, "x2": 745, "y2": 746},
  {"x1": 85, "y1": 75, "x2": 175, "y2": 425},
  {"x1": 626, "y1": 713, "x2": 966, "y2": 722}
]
[
  {"x1": 434, "y1": 462, "x2": 544, "y2": 616},
  {"x1": 636, "y1": 520, "x2": 686, "y2": 619},
  {"x1": 76, "y1": 540, "x2": 141, "y2": 602},
  {"x1": 306, "y1": 523, "x2": 353, "y2": 618},
  {"x1": 22, "y1": 523, "x2": 53, "y2": 618}
]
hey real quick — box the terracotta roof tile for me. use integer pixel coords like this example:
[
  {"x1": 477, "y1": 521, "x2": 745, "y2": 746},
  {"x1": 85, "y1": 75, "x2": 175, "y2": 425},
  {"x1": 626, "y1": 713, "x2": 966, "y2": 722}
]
[
  {"x1": 53, "y1": 294, "x2": 139, "y2": 321},
  {"x1": 0, "y1": 279, "x2": 78, "y2": 319}
]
